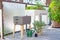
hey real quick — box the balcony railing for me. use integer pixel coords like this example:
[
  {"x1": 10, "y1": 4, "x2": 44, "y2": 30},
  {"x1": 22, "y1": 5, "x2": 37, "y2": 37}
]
[
  {"x1": 3, "y1": 0, "x2": 50, "y2": 6},
  {"x1": 3, "y1": 0, "x2": 23, "y2": 3},
  {"x1": 3, "y1": 0, "x2": 46, "y2": 5}
]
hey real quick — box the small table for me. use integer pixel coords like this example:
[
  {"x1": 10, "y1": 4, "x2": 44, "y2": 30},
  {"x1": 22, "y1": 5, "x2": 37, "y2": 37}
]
[{"x1": 13, "y1": 16, "x2": 31, "y2": 38}]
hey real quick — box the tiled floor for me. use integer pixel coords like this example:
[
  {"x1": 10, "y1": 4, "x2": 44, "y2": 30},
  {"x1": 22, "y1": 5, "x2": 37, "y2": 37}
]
[{"x1": 2, "y1": 26, "x2": 60, "y2": 40}]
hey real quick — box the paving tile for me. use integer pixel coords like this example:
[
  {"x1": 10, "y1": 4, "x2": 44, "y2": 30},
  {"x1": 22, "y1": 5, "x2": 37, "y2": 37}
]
[{"x1": 4, "y1": 26, "x2": 60, "y2": 40}]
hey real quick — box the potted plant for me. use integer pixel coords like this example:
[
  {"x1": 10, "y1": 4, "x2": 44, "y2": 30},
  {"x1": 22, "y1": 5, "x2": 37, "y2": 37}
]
[
  {"x1": 33, "y1": 20, "x2": 46, "y2": 35},
  {"x1": 25, "y1": 2, "x2": 45, "y2": 10},
  {"x1": 35, "y1": 2, "x2": 45, "y2": 10},
  {"x1": 48, "y1": 0, "x2": 60, "y2": 27}
]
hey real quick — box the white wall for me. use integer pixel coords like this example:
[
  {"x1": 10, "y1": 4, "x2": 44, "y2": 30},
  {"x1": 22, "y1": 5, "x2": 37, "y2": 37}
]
[
  {"x1": 2, "y1": 2, "x2": 49, "y2": 34},
  {"x1": 3, "y1": 2, "x2": 25, "y2": 34},
  {"x1": 25, "y1": 10, "x2": 35, "y2": 27},
  {"x1": 42, "y1": 15, "x2": 49, "y2": 24},
  {"x1": 26, "y1": 10, "x2": 49, "y2": 25}
]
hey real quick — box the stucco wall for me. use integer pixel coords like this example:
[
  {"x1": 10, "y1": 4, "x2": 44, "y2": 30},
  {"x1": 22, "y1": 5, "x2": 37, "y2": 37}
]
[
  {"x1": 25, "y1": 10, "x2": 49, "y2": 25},
  {"x1": 2, "y1": 2, "x2": 49, "y2": 34},
  {"x1": 3, "y1": 2, "x2": 25, "y2": 34},
  {"x1": 25, "y1": 10, "x2": 35, "y2": 27}
]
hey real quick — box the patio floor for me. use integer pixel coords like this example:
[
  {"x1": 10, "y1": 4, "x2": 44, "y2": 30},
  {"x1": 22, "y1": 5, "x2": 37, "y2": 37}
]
[{"x1": 4, "y1": 25, "x2": 60, "y2": 40}]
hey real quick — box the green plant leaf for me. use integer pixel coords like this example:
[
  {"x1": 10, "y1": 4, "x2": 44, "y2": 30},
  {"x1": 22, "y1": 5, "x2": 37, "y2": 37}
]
[
  {"x1": 48, "y1": 0, "x2": 60, "y2": 22},
  {"x1": 33, "y1": 20, "x2": 46, "y2": 32}
]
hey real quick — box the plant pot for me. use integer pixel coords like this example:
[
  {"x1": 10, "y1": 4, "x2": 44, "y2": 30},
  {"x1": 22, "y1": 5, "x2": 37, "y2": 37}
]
[
  {"x1": 37, "y1": 30, "x2": 43, "y2": 36},
  {"x1": 51, "y1": 21, "x2": 60, "y2": 28}
]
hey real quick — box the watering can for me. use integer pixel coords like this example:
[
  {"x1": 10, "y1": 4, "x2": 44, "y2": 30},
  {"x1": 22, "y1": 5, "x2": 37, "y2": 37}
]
[{"x1": 26, "y1": 29, "x2": 35, "y2": 37}]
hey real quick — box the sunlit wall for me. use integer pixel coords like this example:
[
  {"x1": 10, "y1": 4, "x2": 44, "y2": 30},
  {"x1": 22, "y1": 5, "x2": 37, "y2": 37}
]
[{"x1": 3, "y1": 2, "x2": 25, "y2": 34}]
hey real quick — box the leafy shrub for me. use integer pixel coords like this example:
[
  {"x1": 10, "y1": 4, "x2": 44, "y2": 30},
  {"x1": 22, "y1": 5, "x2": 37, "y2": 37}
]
[
  {"x1": 26, "y1": 2, "x2": 45, "y2": 10},
  {"x1": 48, "y1": 0, "x2": 60, "y2": 22},
  {"x1": 33, "y1": 21, "x2": 46, "y2": 32}
]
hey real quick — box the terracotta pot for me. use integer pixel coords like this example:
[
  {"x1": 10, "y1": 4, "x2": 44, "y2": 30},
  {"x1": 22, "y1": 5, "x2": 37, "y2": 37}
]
[
  {"x1": 51, "y1": 21, "x2": 60, "y2": 28},
  {"x1": 37, "y1": 30, "x2": 43, "y2": 36}
]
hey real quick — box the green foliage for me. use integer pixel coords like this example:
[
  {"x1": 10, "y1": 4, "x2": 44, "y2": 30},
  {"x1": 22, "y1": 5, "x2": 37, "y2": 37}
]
[
  {"x1": 48, "y1": 0, "x2": 60, "y2": 22},
  {"x1": 33, "y1": 21, "x2": 46, "y2": 32},
  {"x1": 26, "y1": 2, "x2": 45, "y2": 10},
  {"x1": 26, "y1": 6, "x2": 38, "y2": 10}
]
